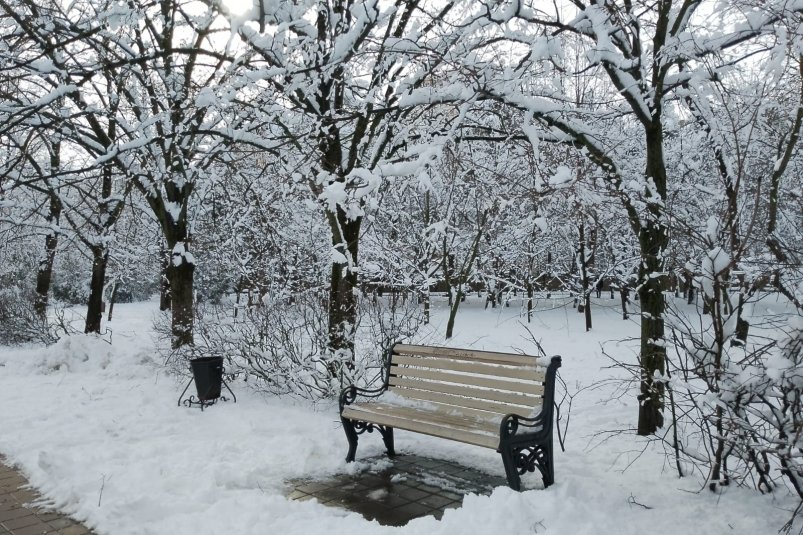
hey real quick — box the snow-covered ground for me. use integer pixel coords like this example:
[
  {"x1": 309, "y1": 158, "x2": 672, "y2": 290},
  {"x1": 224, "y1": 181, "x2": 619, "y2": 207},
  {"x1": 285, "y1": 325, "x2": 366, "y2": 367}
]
[{"x1": 0, "y1": 296, "x2": 796, "y2": 534}]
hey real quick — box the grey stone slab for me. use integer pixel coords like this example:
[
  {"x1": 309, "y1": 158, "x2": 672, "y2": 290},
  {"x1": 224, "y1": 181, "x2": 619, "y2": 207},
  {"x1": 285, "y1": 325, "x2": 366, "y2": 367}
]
[
  {"x1": 45, "y1": 519, "x2": 73, "y2": 531},
  {"x1": 440, "y1": 490, "x2": 463, "y2": 501},
  {"x1": 294, "y1": 481, "x2": 337, "y2": 494},
  {"x1": 411, "y1": 482, "x2": 444, "y2": 494},
  {"x1": 12, "y1": 521, "x2": 54, "y2": 535},
  {"x1": 353, "y1": 474, "x2": 388, "y2": 489},
  {"x1": 384, "y1": 502, "x2": 433, "y2": 526},
  {"x1": 2, "y1": 514, "x2": 40, "y2": 530},
  {"x1": 0, "y1": 507, "x2": 32, "y2": 523},
  {"x1": 286, "y1": 490, "x2": 310, "y2": 501},
  {"x1": 393, "y1": 485, "x2": 433, "y2": 502},
  {"x1": 419, "y1": 493, "x2": 460, "y2": 509}
]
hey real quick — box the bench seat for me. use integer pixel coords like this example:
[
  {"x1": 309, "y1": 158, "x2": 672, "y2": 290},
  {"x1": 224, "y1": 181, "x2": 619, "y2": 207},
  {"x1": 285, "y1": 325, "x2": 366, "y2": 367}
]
[{"x1": 342, "y1": 401, "x2": 503, "y2": 449}]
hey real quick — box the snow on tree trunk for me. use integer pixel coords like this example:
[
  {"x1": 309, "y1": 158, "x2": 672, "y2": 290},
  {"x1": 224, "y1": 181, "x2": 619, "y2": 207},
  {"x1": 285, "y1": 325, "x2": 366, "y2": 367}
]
[
  {"x1": 326, "y1": 208, "x2": 360, "y2": 377},
  {"x1": 167, "y1": 243, "x2": 195, "y2": 349},
  {"x1": 160, "y1": 242, "x2": 171, "y2": 312}
]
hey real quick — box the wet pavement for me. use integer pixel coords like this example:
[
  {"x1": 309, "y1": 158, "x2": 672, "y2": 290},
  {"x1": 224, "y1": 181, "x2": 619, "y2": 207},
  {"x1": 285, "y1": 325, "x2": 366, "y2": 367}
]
[{"x1": 287, "y1": 454, "x2": 507, "y2": 526}]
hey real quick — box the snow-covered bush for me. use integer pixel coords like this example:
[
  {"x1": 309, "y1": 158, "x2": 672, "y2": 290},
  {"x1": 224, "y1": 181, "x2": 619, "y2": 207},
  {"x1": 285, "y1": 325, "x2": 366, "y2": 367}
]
[
  {"x1": 0, "y1": 254, "x2": 70, "y2": 345},
  {"x1": 358, "y1": 292, "x2": 425, "y2": 369},
  {"x1": 665, "y1": 259, "x2": 803, "y2": 520},
  {"x1": 0, "y1": 286, "x2": 56, "y2": 344},
  {"x1": 158, "y1": 290, "x2": 424, "y2": 400},
  {"x1": 50, "y1": 252, "x2": 90, "y2": 305},
  {"x1": 191, "y1": 291, "x2": 333, "y2": 399}
]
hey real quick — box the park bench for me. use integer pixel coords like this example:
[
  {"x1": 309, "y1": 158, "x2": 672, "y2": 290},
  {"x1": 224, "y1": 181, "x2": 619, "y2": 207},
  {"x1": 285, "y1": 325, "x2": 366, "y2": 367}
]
[{"x1": 339, "y1": 344, "x2": 562, "y2": 491}]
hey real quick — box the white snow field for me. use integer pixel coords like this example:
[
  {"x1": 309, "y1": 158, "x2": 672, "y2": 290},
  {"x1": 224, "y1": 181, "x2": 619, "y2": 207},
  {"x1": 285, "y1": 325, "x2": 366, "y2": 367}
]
[{"x1": 0, "y1": 296, "x2": 796, "y2": 535}]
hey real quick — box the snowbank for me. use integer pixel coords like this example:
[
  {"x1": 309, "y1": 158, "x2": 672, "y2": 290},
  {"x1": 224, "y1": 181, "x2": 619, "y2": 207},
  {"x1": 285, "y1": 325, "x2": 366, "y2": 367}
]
[{"x1": 0, "y1": 299, "x2": 794, "y2": 534}]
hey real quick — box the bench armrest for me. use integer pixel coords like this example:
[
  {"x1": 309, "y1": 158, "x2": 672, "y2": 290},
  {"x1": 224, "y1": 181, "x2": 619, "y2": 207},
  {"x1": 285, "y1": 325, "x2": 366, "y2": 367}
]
[
  {"x1": 339, "y1": 384, "x2": 388, "y2": 412},
  {"x1": 500, "y1": 412, "x2": 546, "y2": 440},
  {"x1": 339, "y1": 344, "x2": 398, "y2": 412},
  {"x1": 500, "y1": 355, "x2": 561, "y2": 441}
]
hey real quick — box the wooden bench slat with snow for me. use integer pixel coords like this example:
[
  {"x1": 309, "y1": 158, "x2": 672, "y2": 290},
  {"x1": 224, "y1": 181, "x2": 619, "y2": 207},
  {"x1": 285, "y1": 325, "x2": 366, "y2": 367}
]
[{"x1": 339, "y1": 344, "x2": 562, "y2": 491}]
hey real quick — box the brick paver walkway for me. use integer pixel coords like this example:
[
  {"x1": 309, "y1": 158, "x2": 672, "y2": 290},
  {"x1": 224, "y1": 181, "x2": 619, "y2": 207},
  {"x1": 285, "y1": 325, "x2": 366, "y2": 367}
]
[{"x1": 0, "y1": 457, "x2": 93, "y2": 535}]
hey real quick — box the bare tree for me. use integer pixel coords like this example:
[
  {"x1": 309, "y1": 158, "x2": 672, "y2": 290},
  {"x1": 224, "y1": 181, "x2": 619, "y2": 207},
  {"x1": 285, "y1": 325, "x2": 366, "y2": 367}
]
[
  {"x1": 476, "y1": 0, "x2": 801, "y2": 434},
  {"x1": 220, "y1": 0, "x2": 488, "y2": 374},
  {"x1": 0, "y1": 0, "x2": 280, "y2": 346}
]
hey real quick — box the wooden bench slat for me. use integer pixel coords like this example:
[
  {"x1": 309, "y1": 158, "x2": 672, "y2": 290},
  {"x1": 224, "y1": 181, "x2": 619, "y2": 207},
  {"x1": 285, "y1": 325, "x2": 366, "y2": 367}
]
[
  {"x1": 345, "y1": 402, "x2": 499, "y2": 435},
  {"x1": 393, "y1": 354, "x2": 546, "y2": 382},
  {"x1": 391, "y1": 365, "x2": 545, "y2": 396},
  {"x1": 388, "y1": 385, "x2": 536, "y2": 416},
  {"x1": 348, "y1": 402, "x2": 502, "y2": 433},
  {"x1": 394, "y1": 344, "x2": 538, "y2": 366},
  {"x1": 383, "y1": 394, "x2": 519, "y2": 422},
  {"x1": 342, "y1": 404, "x2": 501, "y2": 449},
  {"x1": 389, "y1": 376, "x2": 539, "y2": 407},
  {"x1": 372, "y1": 401, "x2": 500, "y2": 428}
]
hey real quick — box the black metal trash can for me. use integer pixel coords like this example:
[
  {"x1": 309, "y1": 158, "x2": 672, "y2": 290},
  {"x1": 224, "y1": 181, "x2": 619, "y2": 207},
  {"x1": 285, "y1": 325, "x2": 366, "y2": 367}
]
[{"x1": 190, "y1": 356, "x2": 224, "y2": 401}]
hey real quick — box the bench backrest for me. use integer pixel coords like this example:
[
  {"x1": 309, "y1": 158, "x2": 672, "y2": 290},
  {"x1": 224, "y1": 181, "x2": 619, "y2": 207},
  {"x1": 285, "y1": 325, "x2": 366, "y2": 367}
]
[{"x1": 385, "y1": 344, "x2": 560, "y2": 423}]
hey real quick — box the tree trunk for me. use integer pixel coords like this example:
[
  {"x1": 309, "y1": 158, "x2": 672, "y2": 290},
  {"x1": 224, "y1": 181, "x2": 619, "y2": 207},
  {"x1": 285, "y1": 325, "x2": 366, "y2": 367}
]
[
  {"x1": 732, "y1": 286, "x2": 749, "y2": 346},
  {"x1": 442, "y1": 211, "x2": 486, "y2": 340},
  {"x1": 708, "y1": 276, "x2": 728, "y2": 490},
  {"x1": 620, "y1": 287, "x2": 629, "y2": 320},
  {"x1": 160, "y1": 243, "x2": 171, "y2": 311},
  {"x1": 168, "y1": 258, "x2": 195, "y2": 348},
  {"x1": 444, "y1": 243, "x2": 454, "y2": 307},
  {"x1": 107, "y1": 280, "x2": 118, "y2": 322},
  {"x1": 85, "y1": 246, "x2": 108, "y2": 334},
  {"x1": 445, "y1": 285, "x2": 463, "y2": 339},
  {"x1": 86, "y1": 147, "x2": 116, "y2": 334},
  {"x1": 637, "y1": 258, "x2": 666, "y2": 434},
  {"x1": 326, "y1": 209, "x2": 361, "y2": 378},
  {"x1": 578, "y1": 223, "x2": 592, "y2": 331},
  {"x1": 34, "y1": 193, "x2": 61, "y2": 321},
  {"x1": 526, "y1": 282, "x2": 533, "y2": 323},
  {"x1": 421, "y1": 191, "x2": 432, "y2": 326},
  {"x1": 34, "y1": 141, "x2": 62, "y2": 321},
  {"x1": 684, "y1": 273, "x2": 694, "y2": 304},
  {"x1": 234, "y1": 277, "x2": 242, "y2": 320},
  {"x1": 636, "y1": 125, "x2": 669, "y2": 436}
]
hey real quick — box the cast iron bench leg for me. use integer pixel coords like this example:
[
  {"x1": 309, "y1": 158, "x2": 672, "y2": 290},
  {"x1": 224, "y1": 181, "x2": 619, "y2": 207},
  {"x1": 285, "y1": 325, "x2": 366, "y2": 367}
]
[
  {"x1": 539, "y1": 441, "x2": 554, "y2": 488},
  {"x1": 342, "y1": 418, "x2": 359, "y2": 462},
  {"x1": 500, "y1": 442, "x2": 554, "y2": 490},
  {"x1": 380, "y1": 427, "x2": 395, "y2": 458},
  {"x1": 499, "y1": 446, "x2": 522, "y2": 491}
]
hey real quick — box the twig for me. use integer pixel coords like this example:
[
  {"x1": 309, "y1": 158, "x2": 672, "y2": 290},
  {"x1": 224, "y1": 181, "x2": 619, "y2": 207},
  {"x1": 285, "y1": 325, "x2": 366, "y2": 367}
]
[
  {"x1": 627, "y1": 494, "x2": 653, "y2": 510},
  {"x1": 98, "y1": 474, "x2": 107, "y2": 507}
]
